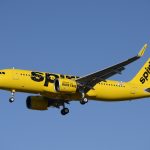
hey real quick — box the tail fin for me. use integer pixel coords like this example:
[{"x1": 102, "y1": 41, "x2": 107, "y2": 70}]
[{"x1": 130, "y1": 58, "x2": 150, "y2": 86}]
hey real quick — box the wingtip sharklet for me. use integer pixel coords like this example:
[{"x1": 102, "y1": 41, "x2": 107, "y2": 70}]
[{"x1": 138, "y1": 43, "x2": 148, "y2": 57}]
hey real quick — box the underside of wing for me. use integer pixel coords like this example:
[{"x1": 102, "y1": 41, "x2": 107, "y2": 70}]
[{"x1": 76, "y1": 44, "x2": 148, "y2": 92}]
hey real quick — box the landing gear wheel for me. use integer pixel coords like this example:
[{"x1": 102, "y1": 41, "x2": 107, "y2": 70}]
[
  {"x1": 9, "y1": 90, "x2": 15, "y2": 103},
  {"x1": 80, "y1": 98, "x2": 88, "y2": 105},
  {"x1": 9, "y1": 97, "x2": 15, "y2": 103},
  {"x1": 61, "y1": 108, "x2": 69, "y2": 115}
]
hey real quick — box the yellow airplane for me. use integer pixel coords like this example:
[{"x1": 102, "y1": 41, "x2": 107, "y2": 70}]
[{"x1": 0, "y1": 44, "x2": 149, "y2": 115}]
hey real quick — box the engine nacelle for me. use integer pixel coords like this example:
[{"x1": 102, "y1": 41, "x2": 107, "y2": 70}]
[
  {"x1": 54, "y1": 78, "x2": 77, "y2": 93},
  {"x1": 26, "y1": 96, "x2": 49, "y2": 111}
]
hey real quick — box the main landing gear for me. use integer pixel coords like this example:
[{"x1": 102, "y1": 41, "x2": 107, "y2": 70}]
[
  {"x1": 61, "y1": 108, "x2": 69, "y2": 115},
  {"x1": 80, "y1": 98, "x2": 88, "y2": 105},
  {"x1": 9, "y1": 90, "x2": 15, "y2": 103},
  {"x1": 80, "y1": 92, "x2": 88, "y2": 105},
  {"x1": 60, "y1": 102, "x2": 69, "y2": 116}
]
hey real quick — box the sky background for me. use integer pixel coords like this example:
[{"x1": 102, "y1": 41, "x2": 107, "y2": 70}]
[{"x1": 0, "y1": 0, "x2": 150, "y2": 149}]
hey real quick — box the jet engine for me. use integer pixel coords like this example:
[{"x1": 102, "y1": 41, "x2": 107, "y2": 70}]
[
  {"x1": 54, "y1": 79, "x2": 77, "y2": 93},
  {"x1": 26, "y1": 96, "x2": 49, "y2": 111}
]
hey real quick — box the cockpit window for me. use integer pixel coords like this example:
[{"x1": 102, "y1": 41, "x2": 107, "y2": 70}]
[{"x1": 0, "y1": 72, "x2": 5, "y2": 74}]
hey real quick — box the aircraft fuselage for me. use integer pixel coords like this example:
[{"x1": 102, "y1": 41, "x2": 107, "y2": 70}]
[{"x1": 0, "y1": 69, "x2": 149, "y2": 102}]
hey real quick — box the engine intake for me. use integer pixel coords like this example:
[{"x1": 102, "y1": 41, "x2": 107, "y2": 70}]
[{"x1": 54, "y1": 79, "x2": 77, "y2": 93}]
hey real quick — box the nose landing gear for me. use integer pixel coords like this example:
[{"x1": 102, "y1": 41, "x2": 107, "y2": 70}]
[{"x1": 9, "y1": 90, "x2": 15, "y2": 103}]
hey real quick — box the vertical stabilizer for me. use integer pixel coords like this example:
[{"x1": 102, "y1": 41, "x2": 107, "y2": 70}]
[{"x1": 130, "y1": 58, "x2": 150, "y2": 86}]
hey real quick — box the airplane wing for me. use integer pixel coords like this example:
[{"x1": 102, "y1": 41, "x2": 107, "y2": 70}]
[{"x1": 76, "y1": 44, "x2": 148, "y2": 92}]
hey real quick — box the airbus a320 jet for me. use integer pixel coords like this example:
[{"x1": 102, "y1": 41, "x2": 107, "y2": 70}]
[{"x1": 0, "y1": 44, "x2": 149, "y2": 115}]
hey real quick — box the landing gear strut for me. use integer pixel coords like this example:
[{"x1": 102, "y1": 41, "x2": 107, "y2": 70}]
[
  {"x1": 9, "y1": 90, "x2": 15, "y2": 103},
  {"x1": 80, "y1": 92, "x2": 88, "y2": 105},
  {"x1": 60, "y1": 102, "x2": 69, "y2": 115}
]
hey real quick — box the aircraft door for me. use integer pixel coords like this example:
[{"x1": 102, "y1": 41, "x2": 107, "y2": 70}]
[
  {"x1": 12, "y1": 70, "x2": 19, "y2": 80},
  {"x1": 130, "y1": 87, "x2": 137, "y2": 95}
]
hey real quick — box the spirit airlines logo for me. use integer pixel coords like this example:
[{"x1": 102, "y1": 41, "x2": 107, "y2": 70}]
[
  {"x1": 30, "y1": 72, "x2": 79, "y2": 87},
  {"x1": 140, "y1": 61, "x2": 150, "y2": 84}
]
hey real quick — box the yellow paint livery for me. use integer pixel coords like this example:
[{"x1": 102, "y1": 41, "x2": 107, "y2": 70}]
[{"x1": 0, "y1": 44, "x2": 149, "y2": 115}]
